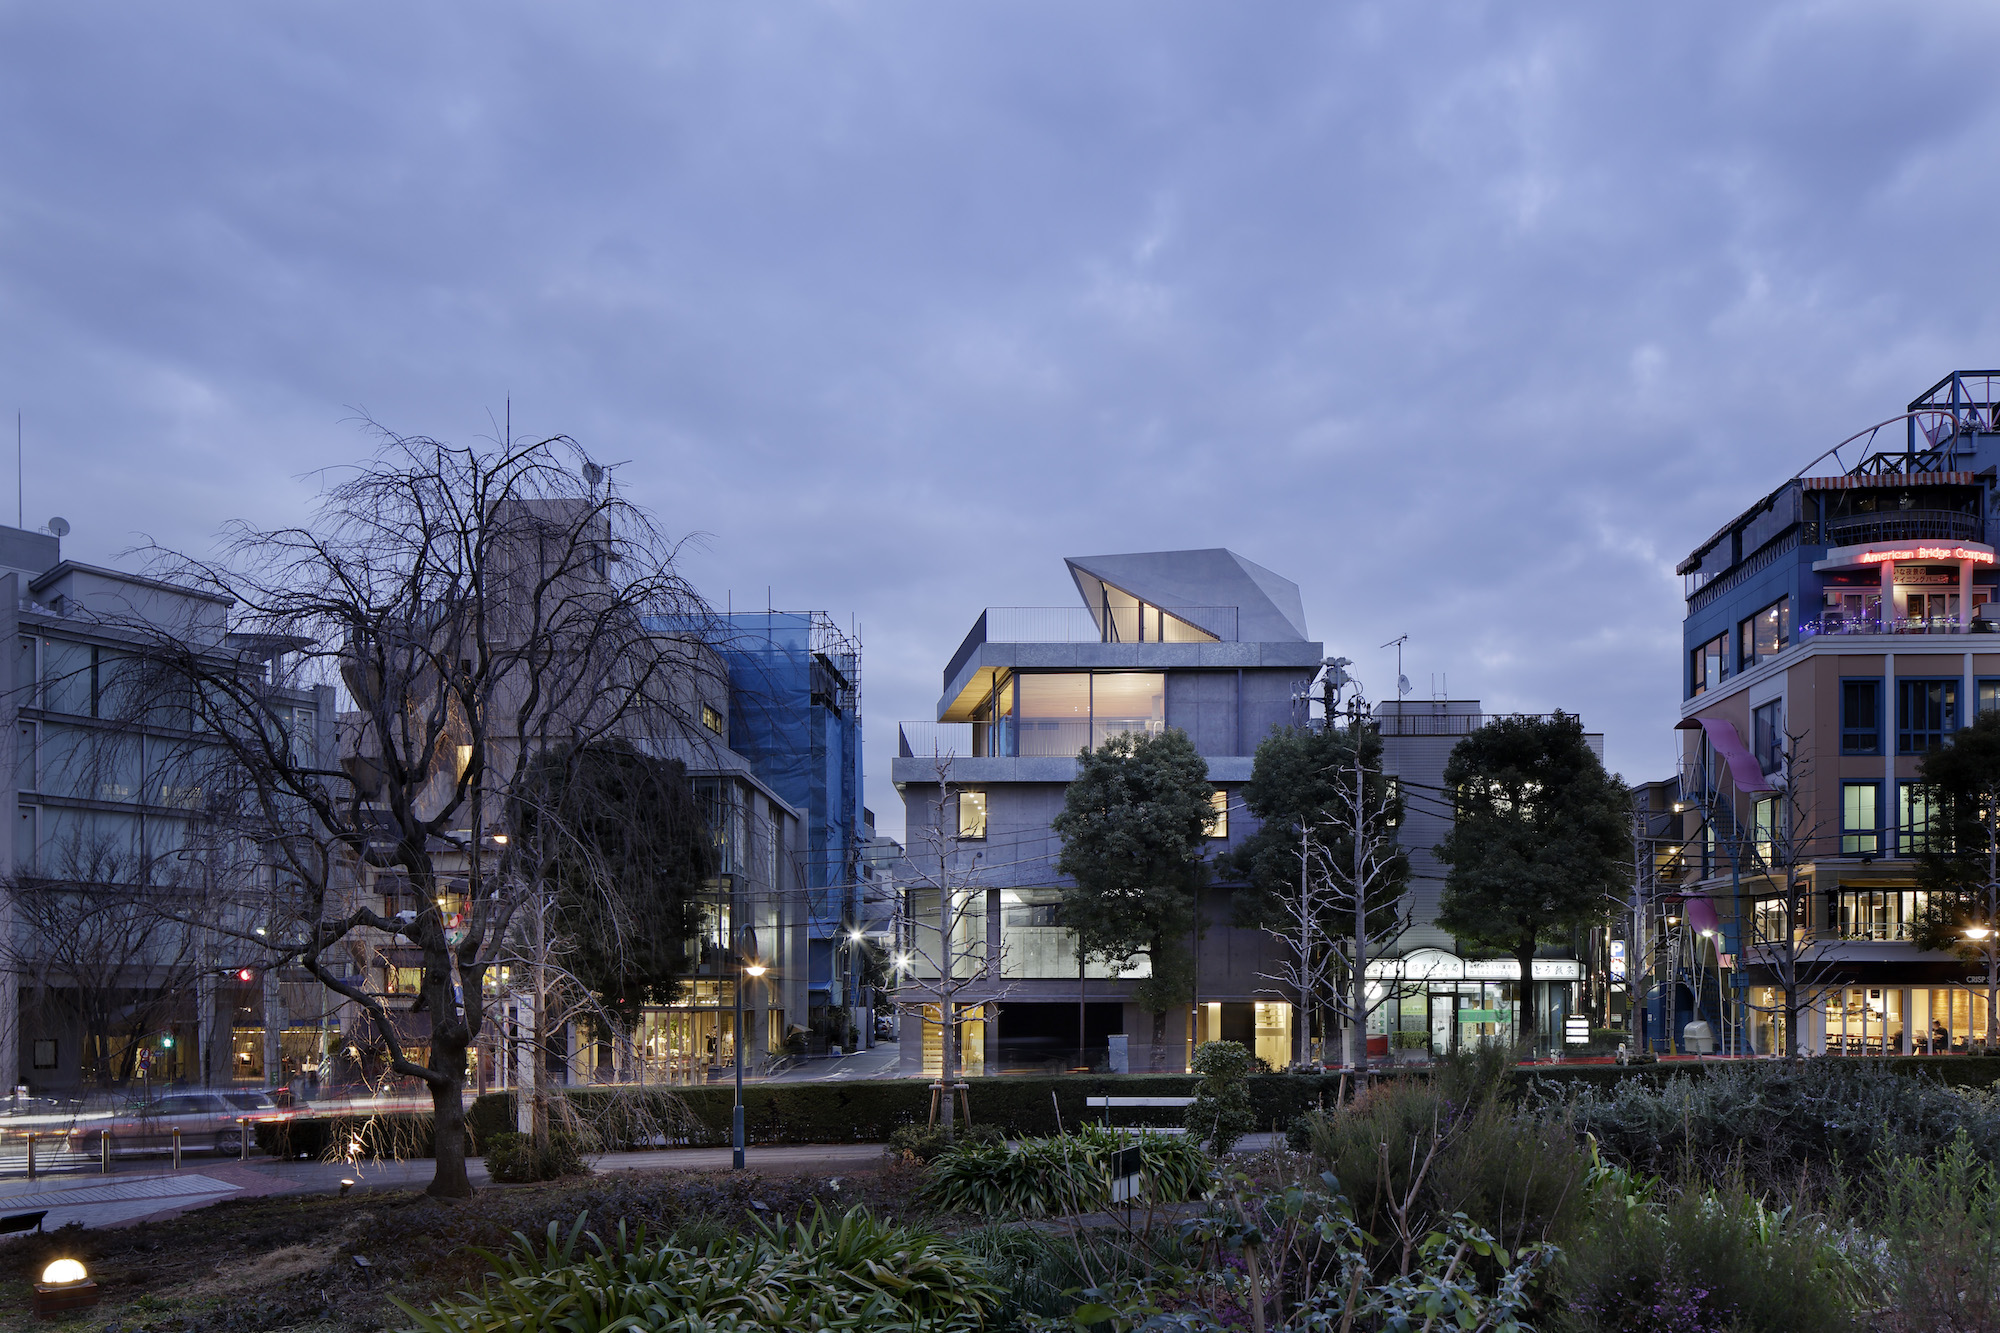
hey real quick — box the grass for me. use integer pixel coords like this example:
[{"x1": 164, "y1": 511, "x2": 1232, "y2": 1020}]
[{"x1": 0, "y1": 1160, "x2": 925, "y2": 1333}]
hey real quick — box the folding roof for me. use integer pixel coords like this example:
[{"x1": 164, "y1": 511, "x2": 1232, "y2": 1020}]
[{"x1": 1064, "y1": 548, "x2": 1309, "y2": 643}]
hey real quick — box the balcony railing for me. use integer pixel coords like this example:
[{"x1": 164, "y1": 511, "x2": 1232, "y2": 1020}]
[
  {"x1": 899, "y1": 718, "x2": 1165, "y2": 760},
  {"x1": 1801, "y1": 616, "x2": 1999, "y2": 638},
  {"x1": 1821, "y1": 509, "x2": 1983, "y2": 547},
  {"x1": 944, "y1": 605, "x2": 1238, "y2": 688}
]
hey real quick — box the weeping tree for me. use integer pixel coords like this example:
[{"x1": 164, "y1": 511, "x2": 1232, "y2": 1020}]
[
  {"x1": 1053, "y1": 728, "x2": 1212, "y2": 1065},
  {"x1": 511, "y1": 739, "x2": 716, "y2": 1080},
  {"x1": 126, "y1": 425, "x2": 721, "y2": 1197}
]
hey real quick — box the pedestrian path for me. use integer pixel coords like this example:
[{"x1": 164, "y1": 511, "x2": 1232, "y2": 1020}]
[{"x1": 0, "y1": 1171, "x2": 239, "y2": 1230}]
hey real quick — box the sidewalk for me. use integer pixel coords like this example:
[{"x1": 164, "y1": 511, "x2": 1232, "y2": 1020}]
[{"x1": 0, "y1": 1128, "x2": 1286, "y2": 1232}]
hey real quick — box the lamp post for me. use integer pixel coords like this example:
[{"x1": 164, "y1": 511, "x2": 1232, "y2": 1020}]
[{"x1": 1969, "y1": 925, "x2": 1997, "y2": 1049}]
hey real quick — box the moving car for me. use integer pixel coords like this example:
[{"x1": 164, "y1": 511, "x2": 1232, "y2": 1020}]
[{"x1": 66, "y1": 1091, "x2": 282, "y2": 1155}]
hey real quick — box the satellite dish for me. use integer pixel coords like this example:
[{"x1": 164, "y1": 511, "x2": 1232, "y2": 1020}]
[
  {"x1": 581, "y1": 463, "x2": 603, "y2": 488},
  {"x1": 1398, "y1": 674, "x2": 1413, "y2": 697},
  {"x1": 46, "y1": 517, "x2": 69, "y2": 538}
]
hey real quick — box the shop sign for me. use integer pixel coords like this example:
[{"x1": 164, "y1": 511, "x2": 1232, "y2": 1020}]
[
  {"x1": 1564, "y1": 1015, "x2": 1591, "y2": 1045},
  {"x1": 1364, "y1": 955, "x2": 1584, "y2": 982},
  {"x1": 1860, "y1": 545, "x2": 1995, "y2": 565},
  {"x1": 1460, "y1": 1008, "x2": 1506, "y2": 1023},
  {"x1": 1609, "y1": 940, "x2": 1626, "y2": 981},
  {"x1": 1892, "y1": 567, "x2": 1955, "y2": 585}
]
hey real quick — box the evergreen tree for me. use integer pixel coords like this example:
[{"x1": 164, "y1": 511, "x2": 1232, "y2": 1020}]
[
  {"x1": 513, "y1": 740, "x2": 717, "y2": 1032},
  {"x1": 1435, "y1": 712, "x2": 1628, "y2": 1039},
  {"x1": 1053, "y1": 728, "x2": 1213, "y2": 1055}
]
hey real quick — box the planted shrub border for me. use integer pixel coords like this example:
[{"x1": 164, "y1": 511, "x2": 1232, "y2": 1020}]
[{"x1": 305, "y1": 1057, "x2": 2000, "y2": 1158}]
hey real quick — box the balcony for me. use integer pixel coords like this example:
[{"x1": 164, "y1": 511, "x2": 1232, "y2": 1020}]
[
  {"x1": 1801, "y1": 615, "x2": 1999, "y2": 638},
  {"x1": 944, "y1": 605, "x2": 1237, "y2": 690},
  {"x1": 899, "y1": 718, "x2": 1166, "y2": 760},
  {"x1": 1821, "y1": 509, "x2": 1983, "y2": 548}
]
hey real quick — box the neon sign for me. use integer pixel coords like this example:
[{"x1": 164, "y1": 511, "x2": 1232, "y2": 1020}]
[{"x1": 1856, "y1": 545, "x2": 1996, "y2": 565}]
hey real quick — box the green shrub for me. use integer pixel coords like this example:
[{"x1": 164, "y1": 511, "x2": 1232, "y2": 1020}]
[
  {"x1": 395, "y1": 1205, "x2": 1005, "y2": 1333},
  {"x1": 1545, "y1": 1059, "x2": 2000, "y2": 1194},
  {"x1": 1558, "y1": 1178, "x2": 1862, "y2": 1333},
  {"x1": 1185, "y1": 1040, "x2": 1257, "y2": 1153},
  {"x1": 1872, "y1": 1133, "x2": 2000, "y2": 1332},
  {"x1": 1303, "y1": 1052, "x2": 1591, "y2": 1256},
  {"x1": 922, "y1": 1126, "x2": 1209, "y2": 1218},
  {"x1": 482, "y1": 1131, "x2": 590, "y2": 1184},
  {"x1": 887, "y1": 1121, "x2": 1001, "y2": 1162}
]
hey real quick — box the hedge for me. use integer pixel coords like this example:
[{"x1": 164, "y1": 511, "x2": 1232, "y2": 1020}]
[{"x1": 292, "y1": 1056, "x2": 2000, "y2": 1159}]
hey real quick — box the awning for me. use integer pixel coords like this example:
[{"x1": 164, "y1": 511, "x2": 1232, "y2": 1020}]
[{"x1": 1675, "y1": 716, "x2": 1774, "y2": 794}]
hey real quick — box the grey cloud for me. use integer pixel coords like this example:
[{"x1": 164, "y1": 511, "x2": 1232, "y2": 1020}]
[{"x1": 4, "y1": 2, "x2": 2000, "y2": 836}]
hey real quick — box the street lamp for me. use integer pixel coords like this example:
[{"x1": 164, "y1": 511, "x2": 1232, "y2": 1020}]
[{"x1": 1969, "y1": 926, "x2": 1998, "y2": 1051}]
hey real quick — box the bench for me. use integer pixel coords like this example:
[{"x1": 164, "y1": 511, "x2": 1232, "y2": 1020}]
[
  {"x1": 0, "y1": 1210, "x2": 47, "y2": 1236},
  {"x1": 1087, "y1": 1095, "x2": 1193, "y2": 1135}
]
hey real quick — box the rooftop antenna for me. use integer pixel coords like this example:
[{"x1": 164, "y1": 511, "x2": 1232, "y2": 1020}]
[
  {"x1": 1381, "y1": 634, "x2": 1411, "y2": 713},
  {"x1": 14, "y1": 412, "x2": 20, "y2": 529}
]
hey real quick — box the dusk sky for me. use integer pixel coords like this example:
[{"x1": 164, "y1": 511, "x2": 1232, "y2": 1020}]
[{"x1": 5, "y1": 3, "x2": 1999, "y2": 839}]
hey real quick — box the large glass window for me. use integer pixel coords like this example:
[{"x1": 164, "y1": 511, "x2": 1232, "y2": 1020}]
[
  {"x1": 1841, "y1": 679, "x2": 1881, "y2": 755},
  {"x1": 998, "y1": 888, "x2": 1128, "y2": 979},
  {"x1": 1899, "y1": 783, "x2": 1938, "y2": 856},
  {"x1": 1980, "y1": 677, "x2": 2000, "y2": 718},
  {"x1": 1690, "y1": 635, "x2": 1726, "y2": 698},
  {"x1": 1017, "y1": 674, "x2": 1091, "y2": 757},
  {"x1": 1836, "y1": 889, "x2": 1928, "y2": 941},
  {"x1": 1897, "y1": 679, "x2": 1959, "y2": 754},
  {"x1": 1738, "y1": 597, "x2": 1790, "y2": 671},
  {"x1": 1751, "y1": 699, "x2": 1784, "y2": 773},
  {"x1": 1089, "y1": 673, "x2": 1165, "y2": 749},
  {"x1": 1842, "y1": 782, "x2": 1879, "y2": 855}
]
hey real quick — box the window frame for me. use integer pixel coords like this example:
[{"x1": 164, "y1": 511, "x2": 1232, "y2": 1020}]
[
  {"x1": 1750, "y1": 698, "x2": 1784, "y2": 774},
  {"x1": 956, "y1": 790, "x2": 988, "y2": 841},
  {"x1": 1896, "y1": 678, "x2": 1961, "y2": 755},
  {"x1": 1840, "y1": 677, "x2": 1882, "y2": 755},
  {"x1": 1899, "y1": 782, "x2": 1939, "y2": 856},
  {"x1": 1690, "y1": 634, "x2": 1727, "y2": 699},
  {"x1": 1737, "y1": 597, "x2": 1791, "y2": 672},
  {"x1": 1841, "y1": 781, "x2": 1879, "y2": 856},
  {"x1": 1204, "y1": 788, "x2": 1229, "y2": 840}
]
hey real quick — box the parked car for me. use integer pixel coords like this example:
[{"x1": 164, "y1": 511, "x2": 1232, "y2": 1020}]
[
  {"x1": 66, "y1": 1091, "x2": 281, "y2": 1156},
  {"x1": 874, "y1": 1015, "x2": 896, "y2": 1041}
]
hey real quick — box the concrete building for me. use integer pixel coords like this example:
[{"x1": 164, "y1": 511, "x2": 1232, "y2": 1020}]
[
  {"x1": 890, "y1": 549, "x2": 1324, "y2": 1075},
  {"x1": 1668, "y1": 369, "x2": 2000, "y2": 1056},
  {"x1": 0, "y1": 522, "x2": 340, "y2": 1094}
]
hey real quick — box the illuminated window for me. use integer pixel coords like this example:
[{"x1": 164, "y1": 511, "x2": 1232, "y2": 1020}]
[
  {"x1": 701, "y1": 703, "x2": 725, "y2": 735},
  {"x1": 1898, "y1": 679, "x2": 1959, "y2": 754},
  {"x1": 1737, "y1": 597, "x2": 1790, "y2": 671},
  {"x1": 957, "y1": 791, "x2": 987, "y2": 840},
  {"x1": 1205, "y1": 789, "x2": 1228, "y2": 839},
  {"x1": 1751, "y1": 794, "x2": 1779, "y2": 867},
  {"x1": 1899, "y1": 784, "x2": 1938, "y2": 855},
  {"x1": 1842, "y1": 782, "x2": 1879, "y2": 855}
]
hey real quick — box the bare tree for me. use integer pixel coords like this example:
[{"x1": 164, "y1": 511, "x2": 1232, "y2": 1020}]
[
  {"x1": 892, "y1": 754, "x2": 1006, "y2": 1144},
  {"x1": 127, "y1": 426, "x2": 721, "y2": 1197},
  {"x1": 1735, "y1": 732, "x2": 1840, "y2": 1057},
  {"x1": 5, "y1": 833, "x2": 213, "y2": 1089}
]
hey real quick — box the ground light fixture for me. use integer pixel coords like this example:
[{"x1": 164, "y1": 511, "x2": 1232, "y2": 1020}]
[{"x1": 33, "y1": 1258, "x2": 97, "y2": 1317}]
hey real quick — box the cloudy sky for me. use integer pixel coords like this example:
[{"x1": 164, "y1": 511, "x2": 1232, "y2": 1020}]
[{"x1": 4, "y1": 3, "x2": 1999, "y2": 838}]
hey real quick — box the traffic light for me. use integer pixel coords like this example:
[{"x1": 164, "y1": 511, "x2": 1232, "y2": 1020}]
[
  {"x1": 237, "y1": 967, "x2": 256, "y2": 983},
  {"x1": 161, "y1": 1036, "x2": 174, "y2": 1049}
]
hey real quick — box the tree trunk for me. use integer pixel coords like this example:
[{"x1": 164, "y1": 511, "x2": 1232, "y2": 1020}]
[
  {"x1": 1152, "y1": 1005, "x2": 1168, "y2": 1071},
  {"x1": 426, "y1": 1065, "x2": 472, "y2": 1198},
  {"x1": 1514, "y1": 939, "x2": 1539, "y2": 1044}
]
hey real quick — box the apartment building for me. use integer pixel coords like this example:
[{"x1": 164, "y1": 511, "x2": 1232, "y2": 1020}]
[{"x1": 1670, "y1": 369, "x2": 2000, "y2": 1055}]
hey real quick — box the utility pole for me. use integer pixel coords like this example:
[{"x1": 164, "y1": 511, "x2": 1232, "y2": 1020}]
[{"x1": 1347, "y1": 691, "x2": 1371, "y2": 1072}]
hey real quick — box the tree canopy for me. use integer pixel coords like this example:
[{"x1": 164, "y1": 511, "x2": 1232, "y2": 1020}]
[
  {"x1": 1052, "y1": 728, "x2": 1213, "y2": 1048},
  {"x1": 1434, "y1": 712, "x2": 1628, "y2": 1037},
  {"x1": 1229, "y1": 721, "x2": 1408, "y2": 935},
  {"x1": 1912, "y1": 710, "x2": 2000, "y2": 953},
  {"x1": 512, "y1": 740, "x2": 717, "y2": 1032}
]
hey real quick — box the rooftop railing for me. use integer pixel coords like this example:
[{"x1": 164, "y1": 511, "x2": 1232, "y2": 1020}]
[
  {"x1": 1821, "y1": 509, "x2": 1983, "y2": 548},
  {"x1": 944, "y1": 605, "x2": 1238, "y2": 689}
]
